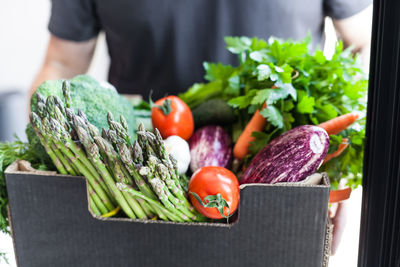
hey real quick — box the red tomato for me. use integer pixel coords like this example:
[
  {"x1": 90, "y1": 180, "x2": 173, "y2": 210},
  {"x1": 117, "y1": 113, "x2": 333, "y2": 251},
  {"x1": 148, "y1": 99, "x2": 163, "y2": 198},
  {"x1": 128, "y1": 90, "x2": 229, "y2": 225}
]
[
  {"x1": 188, "y1": 166, "x2": 239, "y2": 219},
  {"x1": 151, "y1": 96, "x2": 194, "y2": 140}
]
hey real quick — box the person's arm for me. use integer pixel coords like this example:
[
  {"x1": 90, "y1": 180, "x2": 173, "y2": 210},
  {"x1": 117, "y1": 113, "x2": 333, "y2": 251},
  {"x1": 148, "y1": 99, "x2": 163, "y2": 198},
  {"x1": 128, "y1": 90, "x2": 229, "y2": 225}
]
[
  {"x1": 30, "y1": 34, "x2": 97, "y2": 97},
  {"x1": 332, "y1": 5, "x2": 373, "y2": 71}
]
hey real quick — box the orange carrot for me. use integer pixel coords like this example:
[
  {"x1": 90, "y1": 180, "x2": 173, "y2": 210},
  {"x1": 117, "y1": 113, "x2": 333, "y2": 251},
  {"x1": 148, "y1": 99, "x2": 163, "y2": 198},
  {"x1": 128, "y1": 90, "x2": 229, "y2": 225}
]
[
  {"x1": 233, "y1": 103, "x2": 267, "y2": 159},
  {"x1": 329, "y1": 187, "x2": 352, "y2": 203},
  {"x1": 323, "y1": 138, "x2": 349, "y2": 164},
  {"x1": 318, "y1": 113, "x2": 359, "y2": 135}
]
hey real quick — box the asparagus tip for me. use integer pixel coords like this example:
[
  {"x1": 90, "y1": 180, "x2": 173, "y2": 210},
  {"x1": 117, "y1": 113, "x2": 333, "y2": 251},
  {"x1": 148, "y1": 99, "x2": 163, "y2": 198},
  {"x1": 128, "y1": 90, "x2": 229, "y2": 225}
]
[
  {"x1": 138, "y1": 122, "x2": 145, "y2": 132},
  {"x1": 120, "y1": 115, "x2": 128, "y2": 131},
  {"x1": 62, "y1": 80, "x2": 72, "y2": 108},
  {"x1": 36, "y1": 92, "x2": 46, "y2": 104},
  {"x1": 107, "y1": 111, "x2": 114, "y2": 124}
]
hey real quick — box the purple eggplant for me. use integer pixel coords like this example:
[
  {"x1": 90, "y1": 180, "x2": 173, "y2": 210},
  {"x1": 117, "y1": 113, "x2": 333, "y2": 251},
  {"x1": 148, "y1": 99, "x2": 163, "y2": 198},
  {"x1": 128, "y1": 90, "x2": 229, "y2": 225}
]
[
  {"x1": 189, "y1": 125, "x2": 232, "y2": 172},
  {"x1": 240, "y1": 125, "x2": 329, "y2": 184}
]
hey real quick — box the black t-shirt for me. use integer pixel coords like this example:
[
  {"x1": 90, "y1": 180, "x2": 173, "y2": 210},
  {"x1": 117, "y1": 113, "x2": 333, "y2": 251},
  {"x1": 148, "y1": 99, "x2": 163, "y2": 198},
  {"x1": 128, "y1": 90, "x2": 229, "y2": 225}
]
[{"x1": 49, "y1": 0, "x2": 371, "y2": 98}]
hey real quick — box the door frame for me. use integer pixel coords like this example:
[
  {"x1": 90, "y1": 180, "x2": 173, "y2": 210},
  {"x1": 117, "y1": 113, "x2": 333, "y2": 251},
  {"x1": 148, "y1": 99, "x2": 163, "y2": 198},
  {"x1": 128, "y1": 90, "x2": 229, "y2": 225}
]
[{"x1": 358, "y1": 0, "x2": 400, "y2": 265}]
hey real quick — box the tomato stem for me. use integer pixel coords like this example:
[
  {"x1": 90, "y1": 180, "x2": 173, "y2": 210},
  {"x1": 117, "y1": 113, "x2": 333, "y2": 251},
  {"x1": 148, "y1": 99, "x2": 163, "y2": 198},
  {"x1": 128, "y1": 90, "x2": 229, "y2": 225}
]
[
  {"x1": 190, "y1": 192, "x2": 231, "y2": 219},
  {"x1": 154, "y1": 99, "x2": 172, "y2": 116},
  {"x1": 149, "y1": 93, "x2": 172, "y2": 116}
]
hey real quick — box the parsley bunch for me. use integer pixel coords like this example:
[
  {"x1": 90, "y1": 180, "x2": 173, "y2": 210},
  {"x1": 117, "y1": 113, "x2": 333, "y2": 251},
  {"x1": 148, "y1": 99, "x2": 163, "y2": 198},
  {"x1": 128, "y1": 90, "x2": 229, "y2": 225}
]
[{"x1": 180, "y1": 36, "x2": 367, "y2": 189}]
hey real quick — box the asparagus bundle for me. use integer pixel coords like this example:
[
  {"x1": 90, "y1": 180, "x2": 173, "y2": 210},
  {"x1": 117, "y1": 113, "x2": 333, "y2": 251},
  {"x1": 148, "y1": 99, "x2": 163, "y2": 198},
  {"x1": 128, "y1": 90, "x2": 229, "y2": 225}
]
[{"x1": 30, "y1": 81, "x2": 205, "y2": 222}]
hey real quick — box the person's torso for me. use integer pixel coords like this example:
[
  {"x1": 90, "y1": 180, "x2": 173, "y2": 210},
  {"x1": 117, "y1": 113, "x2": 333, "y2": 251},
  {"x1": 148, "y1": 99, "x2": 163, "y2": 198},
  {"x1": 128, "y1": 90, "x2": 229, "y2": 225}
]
[{"x1": 94, "y1": 0, "x2": 325, "y2": 98}]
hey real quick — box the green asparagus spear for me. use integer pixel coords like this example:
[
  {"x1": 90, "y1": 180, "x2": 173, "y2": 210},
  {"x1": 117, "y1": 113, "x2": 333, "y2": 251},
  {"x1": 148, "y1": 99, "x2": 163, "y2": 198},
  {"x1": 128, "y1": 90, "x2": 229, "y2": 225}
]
[
  {"x1": 36, "y1": 102, "x2": 48, "y2": 119},
  {"x1": 76, "y1": 126, "x2": 138, "y2": 219},
  {"x1": 77, "y1": 109, "x2": 89, "y2": 125},
  {"x1": 31, "y1": 112, "x2": 111, "y2": 214},
  {"x1": 120, "y1": 115, "x2": 129, "y2": 133},
  {"x1": 152, "y1": 129, "x2": 185, "y2": 194},
  {"x1": 89, "y1": 194, "x2": 102, "y2": 216},
  {"x1": 30, "y1": 113, "x2": 67, "y2": 174},
  {"x1": 49, "y1": 119, "x2": 115, "y2": 212},
  {"x1": 62, "y1": 80, "x2": 72, "y2": 108},
  {"x1": 148, "y1": 157, "x2": 198, "y2": 220},
  {"x1": 118, "y1": 143, "x2": 157, "y2": 199},
  {"x1": 36, "y1": 92, "x2": 46, "y2": 105},
  {"x1": 139, "y1": 166, "x2": 191, "y2": 222},
  {"x1": 45, "y1": 96, "x2": 57, "y2": 118},
  {"x1": 117, "y1": 183, "x2": 185, "y2": 222},
  {"x1": 139, "y1": 129, "x2": 189, "y2": 204},
  {"x1": 49, "y1": 140, "x2": 105, "y2": 217},
  {"x1": 93, "y1": 136, "x2": 151, "y2": 219},
  {"x1": 53, "y1": 95, "x2": 65, "y2": 114},
  {"x1": 131, "y1": 140, "x2": 144, "y2": 165},
  {"x1": 87, "y1": 123, "x2": 100, "y2": 139},
  {"x1": 50, "y1": 115, "x2": 114, "y2": 202}
]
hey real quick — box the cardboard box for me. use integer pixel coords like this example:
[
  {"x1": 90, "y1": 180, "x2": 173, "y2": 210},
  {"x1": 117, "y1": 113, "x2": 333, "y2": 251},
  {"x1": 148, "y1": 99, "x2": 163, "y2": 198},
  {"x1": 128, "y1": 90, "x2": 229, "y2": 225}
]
[{"x1": 5, "y1": 161, "x2": 331, "y2": 267}]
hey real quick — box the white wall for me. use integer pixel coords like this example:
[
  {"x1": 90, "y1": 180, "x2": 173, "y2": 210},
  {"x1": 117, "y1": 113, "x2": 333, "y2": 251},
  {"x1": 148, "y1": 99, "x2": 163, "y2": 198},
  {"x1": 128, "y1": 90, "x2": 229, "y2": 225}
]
[
  {"x1": 0, "y1": 0, "x2": 50, "y2": 93},
  {"x1": 0, "y1": 0, "x2": 109, "y2": 142},
  {"x1": 0, "y1": 0, "x2": 109, "y2": 94}
]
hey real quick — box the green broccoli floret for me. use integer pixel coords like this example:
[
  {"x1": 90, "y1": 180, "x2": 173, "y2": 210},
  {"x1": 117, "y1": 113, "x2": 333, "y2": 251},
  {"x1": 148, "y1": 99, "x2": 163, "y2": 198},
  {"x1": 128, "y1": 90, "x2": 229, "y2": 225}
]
[{"x1": 29, "y1": 75, "x2": 139, "y2": 160}]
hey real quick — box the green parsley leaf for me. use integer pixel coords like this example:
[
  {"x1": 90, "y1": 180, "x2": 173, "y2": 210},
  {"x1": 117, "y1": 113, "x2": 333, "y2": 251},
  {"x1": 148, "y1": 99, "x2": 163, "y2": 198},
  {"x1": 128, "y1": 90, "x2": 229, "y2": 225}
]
[
  {"x1": 227, "y1": 75, "x2": 241, "y2": 96},
  {"x1": 179, "y1": 81, "x2": 223, "y2": 108},
  {"x1": 228, "y1": 90, "x2": 258, "y2": 109},
  {"x1": 296, "y1": 94, "x2": 315, "y2": 114},
  {"x1": 315, "y1": 103, "x2": 338, "y2": 122},
  {"x1": 283, "y1": 100, "x2": 295, "y2": 111},
  {"x1": 251, "y1": 89, "x2": 270, "y2": 105},
  {"x1": 203, "y1": 62, "x2": 235, "y2": 82},
  {"x1": 260, "y1": 105, "x2": 284, "y2": 128},
  {"x1": 283, "y1": 112, "x2": 295, "y2": 131},
  {"x1": 276, "y1": 82, "x2": 297, "y2": 100},
  {"x1": 328, "y1": 135, "x2": 343, "y2": 153},
  {"x1": 225, "y1": 36, "x2": 252, "y2": 54},
  {"x1": 257, "y1": 64, "x2": 272, "y2": 81}
]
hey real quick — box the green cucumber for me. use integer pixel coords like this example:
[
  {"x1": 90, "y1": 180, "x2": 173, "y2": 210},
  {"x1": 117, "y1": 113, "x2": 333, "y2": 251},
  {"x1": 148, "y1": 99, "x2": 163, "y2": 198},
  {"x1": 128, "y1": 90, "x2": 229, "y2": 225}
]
[{"x1": 192, "y1": 99, "x2": 236, "y2": 128}]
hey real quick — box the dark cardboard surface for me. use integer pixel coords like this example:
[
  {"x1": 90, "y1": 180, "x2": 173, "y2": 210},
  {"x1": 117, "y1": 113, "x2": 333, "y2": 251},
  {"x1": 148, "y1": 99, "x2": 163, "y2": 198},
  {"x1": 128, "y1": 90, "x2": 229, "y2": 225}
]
[{"x1": 6, "y1": 164, "x2": 330, "y2": 267}]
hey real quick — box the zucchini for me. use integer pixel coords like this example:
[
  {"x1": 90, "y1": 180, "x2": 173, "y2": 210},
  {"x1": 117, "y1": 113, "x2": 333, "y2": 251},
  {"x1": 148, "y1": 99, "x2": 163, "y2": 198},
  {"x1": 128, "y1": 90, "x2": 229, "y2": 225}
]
[{"x1": 192, "y1": 99, "x2": 236, "y2": 128}]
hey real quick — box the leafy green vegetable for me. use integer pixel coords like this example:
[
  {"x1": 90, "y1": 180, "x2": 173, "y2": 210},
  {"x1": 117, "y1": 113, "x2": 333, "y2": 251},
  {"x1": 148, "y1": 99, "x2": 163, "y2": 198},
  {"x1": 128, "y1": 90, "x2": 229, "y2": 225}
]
[
  {"x1": 260, "y1": 106, "x2": 284, "y2": 128},
  {"x1": 179, "y1": 36, "x2": 367, "y2": 189},
  {"x1": 296, "y1": 92, "x2": 315, "y2": 114}
]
